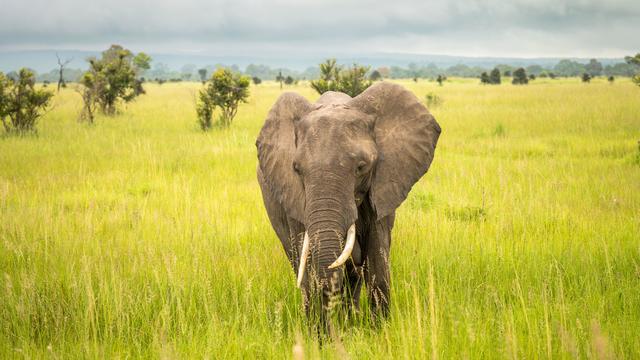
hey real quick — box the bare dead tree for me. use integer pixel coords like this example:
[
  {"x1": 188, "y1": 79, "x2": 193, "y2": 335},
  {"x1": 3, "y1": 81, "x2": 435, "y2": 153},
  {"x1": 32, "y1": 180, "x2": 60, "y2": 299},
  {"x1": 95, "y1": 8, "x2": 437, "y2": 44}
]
[{"x1": 56, "y1": 53, "x2": 73, "y2": 92}]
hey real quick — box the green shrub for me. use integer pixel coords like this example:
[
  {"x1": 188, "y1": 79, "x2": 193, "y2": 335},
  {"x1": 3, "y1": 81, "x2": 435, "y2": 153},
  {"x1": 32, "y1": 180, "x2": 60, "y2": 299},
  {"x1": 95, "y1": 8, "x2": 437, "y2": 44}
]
[
  {"x1": 79, "y1": 45, "x2": 151, "y2": 116},
  {"x1": 197, "y1": 68, "x2": 250, "y2": 130},
  {"x1": 0, "y1": 69, "x2": 53, "y2": 135},
  {"x1": 310, "y1": 59, "x2": 372, "y2": 97},
  {"x1": 512, "y1": 68, "x2": 529, "y2": 85}
]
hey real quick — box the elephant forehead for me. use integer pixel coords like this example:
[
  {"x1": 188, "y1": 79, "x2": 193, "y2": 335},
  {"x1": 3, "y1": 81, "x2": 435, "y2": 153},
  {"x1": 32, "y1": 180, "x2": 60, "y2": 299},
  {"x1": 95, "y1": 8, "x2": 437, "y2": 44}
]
[{"x1": 302, "y1": 106, "x2": 372, "y2": 131}]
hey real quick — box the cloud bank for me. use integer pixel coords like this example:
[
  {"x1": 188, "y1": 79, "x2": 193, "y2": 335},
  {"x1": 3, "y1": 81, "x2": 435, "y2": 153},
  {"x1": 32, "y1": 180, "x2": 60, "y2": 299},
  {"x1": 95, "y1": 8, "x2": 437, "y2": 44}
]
[{"x1": 1, "y1": 0, "x2": 638, "y2": 57}]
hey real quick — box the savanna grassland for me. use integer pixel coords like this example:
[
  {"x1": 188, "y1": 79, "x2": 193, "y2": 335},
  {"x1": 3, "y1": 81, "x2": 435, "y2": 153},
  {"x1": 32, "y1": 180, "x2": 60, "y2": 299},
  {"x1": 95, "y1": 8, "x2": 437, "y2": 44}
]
[{"x1": 1, "y1": 78, "x2": 639, "y2": 359}]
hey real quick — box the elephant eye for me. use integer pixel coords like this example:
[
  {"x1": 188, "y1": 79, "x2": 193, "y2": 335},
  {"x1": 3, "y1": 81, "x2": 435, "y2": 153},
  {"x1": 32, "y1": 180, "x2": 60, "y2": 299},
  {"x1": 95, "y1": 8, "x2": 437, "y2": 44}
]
[
  {"x1": 356, "y1": 160, "x2": 367, "y2": 174},
  {"x1": 293, "y1": 161, "x2": 301, "y2": 175}
]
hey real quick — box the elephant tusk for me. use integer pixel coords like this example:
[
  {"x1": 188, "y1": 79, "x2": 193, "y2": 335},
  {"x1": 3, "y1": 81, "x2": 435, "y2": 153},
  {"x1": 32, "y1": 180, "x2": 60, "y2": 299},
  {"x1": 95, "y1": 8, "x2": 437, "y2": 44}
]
[
  {"x1": 296, "y1": 231, "x2": 310, "y2": 288},
  {"x1": 328, "y1": 224, "x2": 356, "y2": 269}
]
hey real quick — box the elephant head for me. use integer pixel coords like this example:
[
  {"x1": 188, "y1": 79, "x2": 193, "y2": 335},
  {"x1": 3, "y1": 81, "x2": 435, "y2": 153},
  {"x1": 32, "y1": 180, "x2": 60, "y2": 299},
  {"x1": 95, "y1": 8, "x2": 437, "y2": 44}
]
[{"x1": 256, "y1": 82, "x2": 440, "y2": 317}]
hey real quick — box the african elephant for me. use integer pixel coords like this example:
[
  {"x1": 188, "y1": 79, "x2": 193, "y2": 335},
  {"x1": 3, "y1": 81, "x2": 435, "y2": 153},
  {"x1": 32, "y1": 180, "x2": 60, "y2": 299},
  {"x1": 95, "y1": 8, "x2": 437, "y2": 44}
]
[{"x1": 256, "y1": 82, "x2": 440, "y2": 328}]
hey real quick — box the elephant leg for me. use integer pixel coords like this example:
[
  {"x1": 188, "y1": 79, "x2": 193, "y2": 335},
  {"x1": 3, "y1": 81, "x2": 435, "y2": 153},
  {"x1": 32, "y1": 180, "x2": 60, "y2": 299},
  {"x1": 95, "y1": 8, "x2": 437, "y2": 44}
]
[
  {"x1": 341, "y1": 260, "x2": 363, "y2": 314},
  {"x1": 363, "y1": 213, "x2": 394, "y2": 319}
]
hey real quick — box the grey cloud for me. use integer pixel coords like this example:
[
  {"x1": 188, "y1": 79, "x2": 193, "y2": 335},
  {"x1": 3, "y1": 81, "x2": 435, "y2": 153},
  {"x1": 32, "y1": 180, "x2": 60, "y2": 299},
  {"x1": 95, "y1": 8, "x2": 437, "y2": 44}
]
[{"x1": 0, "y1": 0, "x2": 638, "y2": 57}]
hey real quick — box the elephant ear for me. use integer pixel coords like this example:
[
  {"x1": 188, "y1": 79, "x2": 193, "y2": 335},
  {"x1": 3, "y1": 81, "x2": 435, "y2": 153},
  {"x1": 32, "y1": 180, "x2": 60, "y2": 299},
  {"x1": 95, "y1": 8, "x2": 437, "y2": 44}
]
[
  {"x1": 256, "y1": 92, "x2": 313, "y2": 223},
  {"x1": 349, "y1": 82, "x2": 441, "y2": 220}
]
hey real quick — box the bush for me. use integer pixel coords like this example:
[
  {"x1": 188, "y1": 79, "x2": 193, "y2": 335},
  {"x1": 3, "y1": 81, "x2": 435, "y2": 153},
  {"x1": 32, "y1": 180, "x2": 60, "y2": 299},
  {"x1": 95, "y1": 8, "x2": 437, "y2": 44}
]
[
  {"x1": 78, "y1": 73, "x2": 98, "y2": 124},
  {"x1": 338, "y1": 65, "x2": 371, "y2": 96},
  {"x1": 198, "y1": 69, "x2": 208, "y2": 83},
  {"x1": 480, "y1": 72, "x2": 490, "y2": 84},
  {"x1": 252, "y1": 76, "x2": 262, "y2": 85},
  {"x1": 197, "y1": 68, "x2": 250, "y2": 130},
  {"x1": 481, "y1": 69, "x2": 501, "y2": 85},
  {"x1": 79, "y1": 45, "x2": 151, "y2": 116},
  {"x1": 310, "y1": 59, "x2": 372, "y2": 97},
  {"x1": 0, "y1": 69, "x2": 53, "y2": 135},
  {"x1": 284, "y1": 76, "x2": 294, "y2": 85},
  {"x1": 581, "y1": 73, "x2": 592, "y2": 83},
  {"x1": 512, "y1": 68, "x2": 529, "y2": 85},
  {"x1": 436, "y1": 74, "x2": 446, "y2": 86},
  {"x1": 489, "y1": 68, "x2": 501, "y2": 84}
]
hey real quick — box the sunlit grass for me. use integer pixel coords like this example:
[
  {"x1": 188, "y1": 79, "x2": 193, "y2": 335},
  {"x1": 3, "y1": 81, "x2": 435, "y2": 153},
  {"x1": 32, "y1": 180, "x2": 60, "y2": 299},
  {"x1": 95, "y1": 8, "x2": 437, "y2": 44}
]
[{"x1": 1, "y1": 78, "x2": 639, "y2": 358}]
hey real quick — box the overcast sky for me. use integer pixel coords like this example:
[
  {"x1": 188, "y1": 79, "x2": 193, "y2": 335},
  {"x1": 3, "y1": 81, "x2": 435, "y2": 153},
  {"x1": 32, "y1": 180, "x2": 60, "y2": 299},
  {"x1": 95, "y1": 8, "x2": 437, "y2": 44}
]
[{"x1": 0, "y1": 0, "x2": 638, "y2": 58}]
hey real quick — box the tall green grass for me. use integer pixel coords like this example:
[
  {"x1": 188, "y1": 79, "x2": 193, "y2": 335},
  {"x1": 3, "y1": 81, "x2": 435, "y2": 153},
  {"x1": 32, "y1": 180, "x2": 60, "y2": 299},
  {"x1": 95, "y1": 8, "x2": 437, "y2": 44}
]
[{"x1": 1, "y1": 78, "x2": 639, "y2": 358}]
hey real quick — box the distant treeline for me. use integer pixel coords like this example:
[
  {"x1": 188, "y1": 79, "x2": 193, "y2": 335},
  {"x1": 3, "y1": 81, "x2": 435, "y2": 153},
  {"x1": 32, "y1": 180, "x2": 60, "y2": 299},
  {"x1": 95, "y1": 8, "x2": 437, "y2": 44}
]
[
  {"x1": 15, "y1": 58, "x2": 638, "y2": 83},
  {"x1": 381, "y1": 59, "x2": 637, "y2": 79}
]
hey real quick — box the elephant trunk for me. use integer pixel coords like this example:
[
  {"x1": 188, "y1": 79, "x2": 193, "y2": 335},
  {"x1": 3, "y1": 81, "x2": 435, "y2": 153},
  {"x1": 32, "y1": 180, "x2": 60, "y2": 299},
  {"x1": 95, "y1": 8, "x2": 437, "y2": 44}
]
[{"x1": 302, "y1": 169, "x2": 357, "y2": 318}]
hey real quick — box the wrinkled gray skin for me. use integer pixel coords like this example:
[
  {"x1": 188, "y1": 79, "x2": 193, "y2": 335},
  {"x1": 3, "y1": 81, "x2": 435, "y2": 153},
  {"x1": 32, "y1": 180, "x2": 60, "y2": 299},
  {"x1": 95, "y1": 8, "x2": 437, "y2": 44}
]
[{"x1": 256, "y1": 82, "x2": 440, "y2": 330}]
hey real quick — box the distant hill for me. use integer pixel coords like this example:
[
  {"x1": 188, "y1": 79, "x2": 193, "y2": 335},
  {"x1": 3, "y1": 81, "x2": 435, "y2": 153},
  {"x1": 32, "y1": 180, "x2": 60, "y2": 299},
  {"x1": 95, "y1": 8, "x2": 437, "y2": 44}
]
[{"x1": 0, "y1": 49, "x2": 626, "y2": 74}]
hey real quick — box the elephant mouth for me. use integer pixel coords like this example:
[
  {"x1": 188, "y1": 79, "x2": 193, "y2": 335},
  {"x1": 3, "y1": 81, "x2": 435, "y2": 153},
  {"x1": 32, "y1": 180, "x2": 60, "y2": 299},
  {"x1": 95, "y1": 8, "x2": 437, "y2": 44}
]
[{"x1": 296, "y1": 223, "x2": 356, "y2": 288}]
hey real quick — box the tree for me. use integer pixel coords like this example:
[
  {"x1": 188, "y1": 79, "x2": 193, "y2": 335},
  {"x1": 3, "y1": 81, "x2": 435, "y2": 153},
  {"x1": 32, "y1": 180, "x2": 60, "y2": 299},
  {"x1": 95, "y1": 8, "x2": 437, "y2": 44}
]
[
  {"x1": 581, "y1": 73, "x2": 592, "y2": 83},
  {"x1": 252, "y1": 76, "x2": 262, "y2": 85},
  {"x1": 132, "y1": 52, "x2": 152, "y2": 95},
  {"x1": 512, "y1": 68, "x2": 528, "y2": 85},
  {"x1": 78, "y1": 72, "x2": 98, "y2": 124},
  {"x1": 436, "y1": 74, "x2": 446, "y2": 86},
  {"x1": 276, "y1": 71, "x2": 284, "y2": 89},
  {"x1": 625, "y1": 53, "x2": 640, "y2": 66},
  {"x1": 198, "y1": 68, "x2": 208, "y2": 83},
  {"x1": 554, "y1": 59, "x2": 585, "y2": 77},
  {"x1": 604, "y1": 63, "x2": 637, "y2": 77},
  {"x1": 608, "y1": 76, "x2": 615, "y2": 83},
  {"x1": 284, "y1": 75, "x2": 294, "y2": 85},
  {"x1": 0, "y1": 73, "x2": 7, "y2": 117},
  {"x1": 196, "y1": 68, "x2": 250, "y2": 130},
  {"x1": 339, "y1": 64, "x2": 372, "y2": 96},
  {"x1": 132, "y1": 52, "x2": 152, "y2": 78},
  {"x1": 489, "y1": 68, "x2": 501, "y2": 84},
  {"x1": 79, "y1": 45, "x2": 148, "y2": 116},
  {"x1": 496, "y1": 64, "x2": 514, "y2": 77},
  {"x1": 310, "y1": 59, "x2": 372, "y2": 97},
  {"x1": 585, "y1": 59, "x2": 603, "y2": 77},
  {"x1": 0, "y1": 69, "x2": 53, "y2": 134},
  {"x1": 625, "y1": 53, "x2": 640, "y2": 87},
  {"x1": 310, "y1": 59, "x2": 340, "y2": 94},
  {"x1": 480, "y1": 72, "x2": 491, "y2": 84},
  {"x1": 529, "y1": 74, "x2": 536, "y2": 81},
  {"x1": 6, "y1": 71, "x2": 18, "y2": 82},
  {"x1": 55, "y1": 53, "x2": 72, "y2": 92},
  {"x1": 369, "y1": 69, "x2": 382, "y2": 81},
  {"x1": 526, "y1": 65, "x2": 544, "y2": 76}
]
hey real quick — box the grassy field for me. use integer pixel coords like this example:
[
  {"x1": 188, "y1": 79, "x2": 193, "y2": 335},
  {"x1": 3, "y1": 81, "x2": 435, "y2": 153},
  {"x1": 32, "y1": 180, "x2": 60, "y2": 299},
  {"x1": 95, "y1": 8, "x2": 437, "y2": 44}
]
[{"x1": 1, "y1": 77, "x2": 639, "y2": 358}]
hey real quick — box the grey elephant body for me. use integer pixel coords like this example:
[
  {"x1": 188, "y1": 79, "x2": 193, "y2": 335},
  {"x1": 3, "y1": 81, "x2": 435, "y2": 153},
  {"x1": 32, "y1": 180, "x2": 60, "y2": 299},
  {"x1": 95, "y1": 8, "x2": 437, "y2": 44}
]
[{"x1": 256, "y1": 83, "x2": 440, "y2": 327}]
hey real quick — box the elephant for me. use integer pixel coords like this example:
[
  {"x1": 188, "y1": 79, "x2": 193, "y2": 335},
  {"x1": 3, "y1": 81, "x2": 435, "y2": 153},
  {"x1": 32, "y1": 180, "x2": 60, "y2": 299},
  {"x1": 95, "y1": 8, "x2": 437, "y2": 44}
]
[{"x1": 256, "y1": 82, "x2": 441, "y2": 329}]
